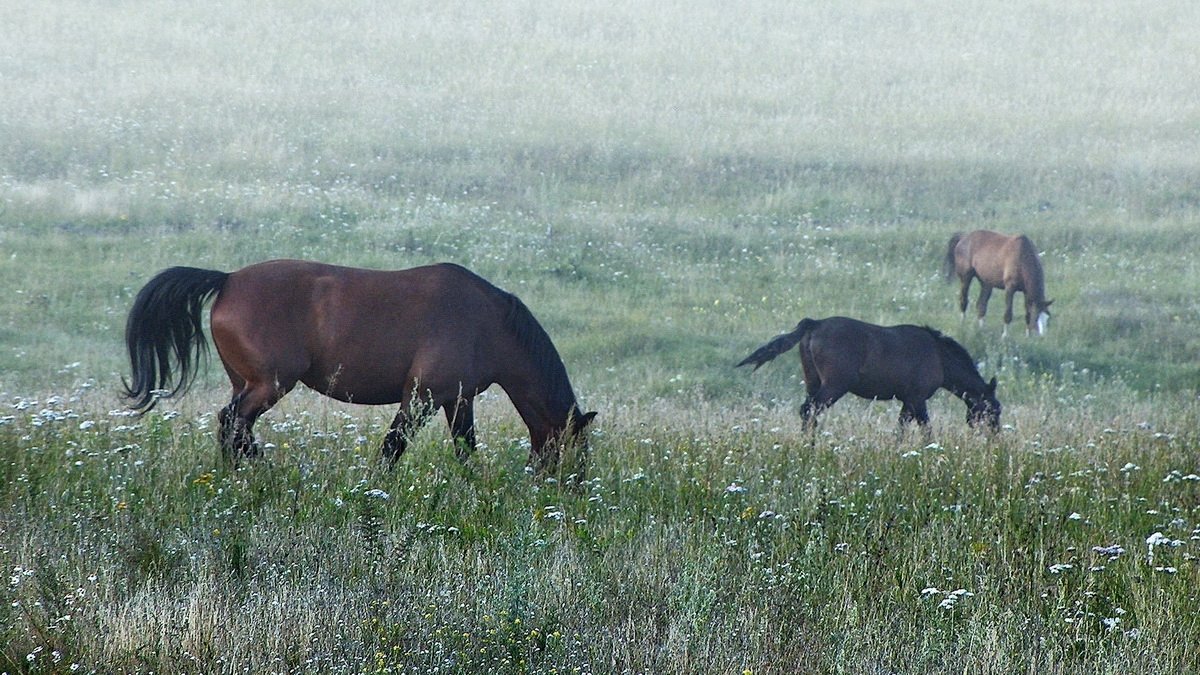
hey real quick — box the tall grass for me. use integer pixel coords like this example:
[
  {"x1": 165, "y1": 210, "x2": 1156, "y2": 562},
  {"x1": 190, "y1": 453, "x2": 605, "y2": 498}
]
[
  {"x1": 1, "y1": 390, "x2": 1198, "y2": 672},
  {"x1": 1, "y1": 0, "x2": 1199, "y2": 671}
]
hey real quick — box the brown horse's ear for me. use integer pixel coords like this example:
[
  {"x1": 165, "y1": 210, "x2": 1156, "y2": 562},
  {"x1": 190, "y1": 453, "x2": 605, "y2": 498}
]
[{"x1": 987, "y1": 377, "x2": 997, "y2": 394}]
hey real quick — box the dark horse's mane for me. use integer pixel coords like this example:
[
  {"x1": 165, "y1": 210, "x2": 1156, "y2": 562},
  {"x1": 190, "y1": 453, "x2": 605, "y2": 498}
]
[{"x1": 923, "y1": 326, "x2": 981, "y2": 381}]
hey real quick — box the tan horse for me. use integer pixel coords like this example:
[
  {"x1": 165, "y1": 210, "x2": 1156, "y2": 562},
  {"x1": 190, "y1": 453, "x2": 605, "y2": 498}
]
[
  {"x1": 944, "y1": 230, "x2": 1053, "y2": 336},
  {"x1": 124, "y1": 260, "x2": 595, "y2": 470}
]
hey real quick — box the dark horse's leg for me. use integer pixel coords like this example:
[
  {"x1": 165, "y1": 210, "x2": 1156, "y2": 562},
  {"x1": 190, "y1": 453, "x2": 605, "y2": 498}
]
[
  {"x1": 799, "y1": 399, "x2": 821, "y2": 430},
  {"x1": 798, "y1": 351, "x2": 825, "y2": 432},
  {"x1": 443, "y1": 398, "x2": 477, "y2": 461},
  {"x1": 898, "y1": 401, "x2": 930, "y2": 426},
  {"x1": 898, "y1": 401, "x2": 933, "y2": 442},
  {"x1": 800, "y1": 385, "x2": 846, "y2": 431}
]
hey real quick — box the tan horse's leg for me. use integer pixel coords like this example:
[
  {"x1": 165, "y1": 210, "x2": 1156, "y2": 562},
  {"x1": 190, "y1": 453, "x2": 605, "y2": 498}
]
[
  {"x1": 957, "y1": 273, "x2": 974, "y2": 318},
  {"x1": 1003, "y1": 286, "x2": 1018, "y2": 333},
  {"x1": 975, "y1": 285, "x2": 993, "y2": 326}
]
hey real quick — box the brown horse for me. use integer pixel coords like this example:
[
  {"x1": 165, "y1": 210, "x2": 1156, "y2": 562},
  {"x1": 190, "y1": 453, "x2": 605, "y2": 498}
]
[
  {"x1": 944, "y1": 229, "x2": 1052, "y2": 336},
  {"x1": 737, "y1": 317, "x2": 1000, "y2": 431},
  {"x1": 124, "y1": 260, "x2": 596, "y2": 470}
]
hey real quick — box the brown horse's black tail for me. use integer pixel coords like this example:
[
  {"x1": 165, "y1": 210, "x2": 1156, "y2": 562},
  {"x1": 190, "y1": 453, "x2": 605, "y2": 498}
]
[
  {"x1": 736, "y1": 319, "x2": 817, "y2": 371},
  {"x1": 943, "y1": 232, "x2": 963, "y2": 281},
  {"x1": 123, "y1": 266, "x2": 229, "y2": 412}
]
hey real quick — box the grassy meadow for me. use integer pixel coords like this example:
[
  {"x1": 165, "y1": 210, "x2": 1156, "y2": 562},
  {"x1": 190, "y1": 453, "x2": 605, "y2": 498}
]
[{"x1": 2, "y1": 1, "x2": 1199, "y2": 672}]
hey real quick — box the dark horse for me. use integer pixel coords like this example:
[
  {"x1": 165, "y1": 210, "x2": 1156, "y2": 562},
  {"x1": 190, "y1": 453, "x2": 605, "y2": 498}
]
[
  {"x1": 124, "y1": 260, "x2": 596, "y2": 469},
  {"x1": 944, "y1": 229, "x2": 1053, "y2": 336},
  {"x1": 737, "y1": 316, "x2": 1000, "y2": 431}
]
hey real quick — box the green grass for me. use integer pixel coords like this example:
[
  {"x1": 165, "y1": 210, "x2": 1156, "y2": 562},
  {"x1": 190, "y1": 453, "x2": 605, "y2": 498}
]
[
  {"x1": 2, "y1": 393, "x2": 1198, "y2": 672},
  {"x1": 2, "y1": 1, "x2": 1199, "y2": 672}
]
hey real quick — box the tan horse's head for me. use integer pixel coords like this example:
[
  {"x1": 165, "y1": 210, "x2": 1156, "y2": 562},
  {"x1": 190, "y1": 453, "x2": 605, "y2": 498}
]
[{"x1": 1028, "y1": 299, "x2": 1053, "y2": 336}]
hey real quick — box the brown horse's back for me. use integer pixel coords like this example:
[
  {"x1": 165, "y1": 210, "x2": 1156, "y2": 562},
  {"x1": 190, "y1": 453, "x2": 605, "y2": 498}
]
[
  {"x1": 211, "y1": 260, "x2": 506, "y2": 405},
  {"x1": 125, "y1": 259, "x2": 592, "y2": 468}
]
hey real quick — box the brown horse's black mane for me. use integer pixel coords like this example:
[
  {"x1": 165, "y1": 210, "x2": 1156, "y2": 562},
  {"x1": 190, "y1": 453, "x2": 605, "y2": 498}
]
[{"x1": 496, "y1": 286, "x2": 580, "y2": 415}]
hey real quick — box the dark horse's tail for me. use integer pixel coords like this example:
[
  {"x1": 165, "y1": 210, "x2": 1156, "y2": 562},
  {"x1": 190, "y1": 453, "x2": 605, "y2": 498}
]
[
  {"x1": 943, "y1": 232, "x2": 963, "y2": 281},
  {"x1": 123, "y1": 266, "x2": 229, "y2": 412},
  {"x1": 736, "y1": 319, "x2": 818, "y2": 371}
]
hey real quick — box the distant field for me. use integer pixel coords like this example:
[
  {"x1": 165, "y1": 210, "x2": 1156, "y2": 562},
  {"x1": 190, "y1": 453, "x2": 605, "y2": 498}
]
[{"x1": 1, "y1": 1, "x2": 1198, "y2": 672}]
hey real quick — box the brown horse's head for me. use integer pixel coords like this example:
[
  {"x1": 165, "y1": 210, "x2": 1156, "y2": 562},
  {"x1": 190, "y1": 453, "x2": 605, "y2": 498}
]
[
  {"x1": 529, "y1": 407, "x2": 598, "y2": 477},
  {"x1": 1027, "y1": 299, "x2": 1053, "y2": 336},
  {"x1": 966, "y1": 377, "x2": 1001, "y2": 431}
]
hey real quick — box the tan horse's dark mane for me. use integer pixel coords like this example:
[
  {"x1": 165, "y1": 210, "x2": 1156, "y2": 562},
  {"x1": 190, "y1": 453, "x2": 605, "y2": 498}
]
[{"x1": 1015, "y1": 235, "x2": 1047, "y2": 304}]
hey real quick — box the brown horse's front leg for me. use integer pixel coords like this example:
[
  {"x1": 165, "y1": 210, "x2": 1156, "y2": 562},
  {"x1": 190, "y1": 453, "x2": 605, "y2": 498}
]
[
  {"x1": 897, "y1": 402, "x2": 933, "y2": 444},
  {"x1": 381, "y1": 409, "x2": 421, "y2": 467},
  {"x1": 443, "y1": 399, "x2": 477, "y2": 461},
  {"x1": 381, "y1": 395, "x2": 437, "y2": 468}
]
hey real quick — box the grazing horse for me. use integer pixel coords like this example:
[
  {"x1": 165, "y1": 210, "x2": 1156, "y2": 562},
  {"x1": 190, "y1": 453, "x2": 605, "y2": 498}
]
[
  {"x1": 737, "y1": 316, "x2": 1000, "y2": 431},
  {"x1": 944, "y1": 229, "x2": 1052, "y2": 336},
  {"x1": 124, "y1": 260, "x2": 596, "y2": 470}
]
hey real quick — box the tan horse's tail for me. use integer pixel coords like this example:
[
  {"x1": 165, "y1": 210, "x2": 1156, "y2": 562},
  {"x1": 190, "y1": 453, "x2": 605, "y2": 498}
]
[
  {"x1": 736, "y1": 319, "x2": 817, "y2": 371},
  {"x1": 943, "y1": 232, "x2": 963, "y2": 281}
]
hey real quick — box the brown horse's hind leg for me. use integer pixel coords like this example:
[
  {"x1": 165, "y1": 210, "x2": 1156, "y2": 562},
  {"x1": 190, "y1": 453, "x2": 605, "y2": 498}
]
[
  {"x1": 218, "y1": 380, "x2": 292, "y2": 463},
  {"x1": 443, "y1": 398, "x2": 477, "y2": 461}
]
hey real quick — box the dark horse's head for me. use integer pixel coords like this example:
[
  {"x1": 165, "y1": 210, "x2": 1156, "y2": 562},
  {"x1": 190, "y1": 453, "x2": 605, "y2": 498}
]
[
  {"x1": 559, "y1": 406, "x2": 598, "y2": 447},
  {"x1": 965, "y1": 377, "x2": 1001, "y2": 431}
]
